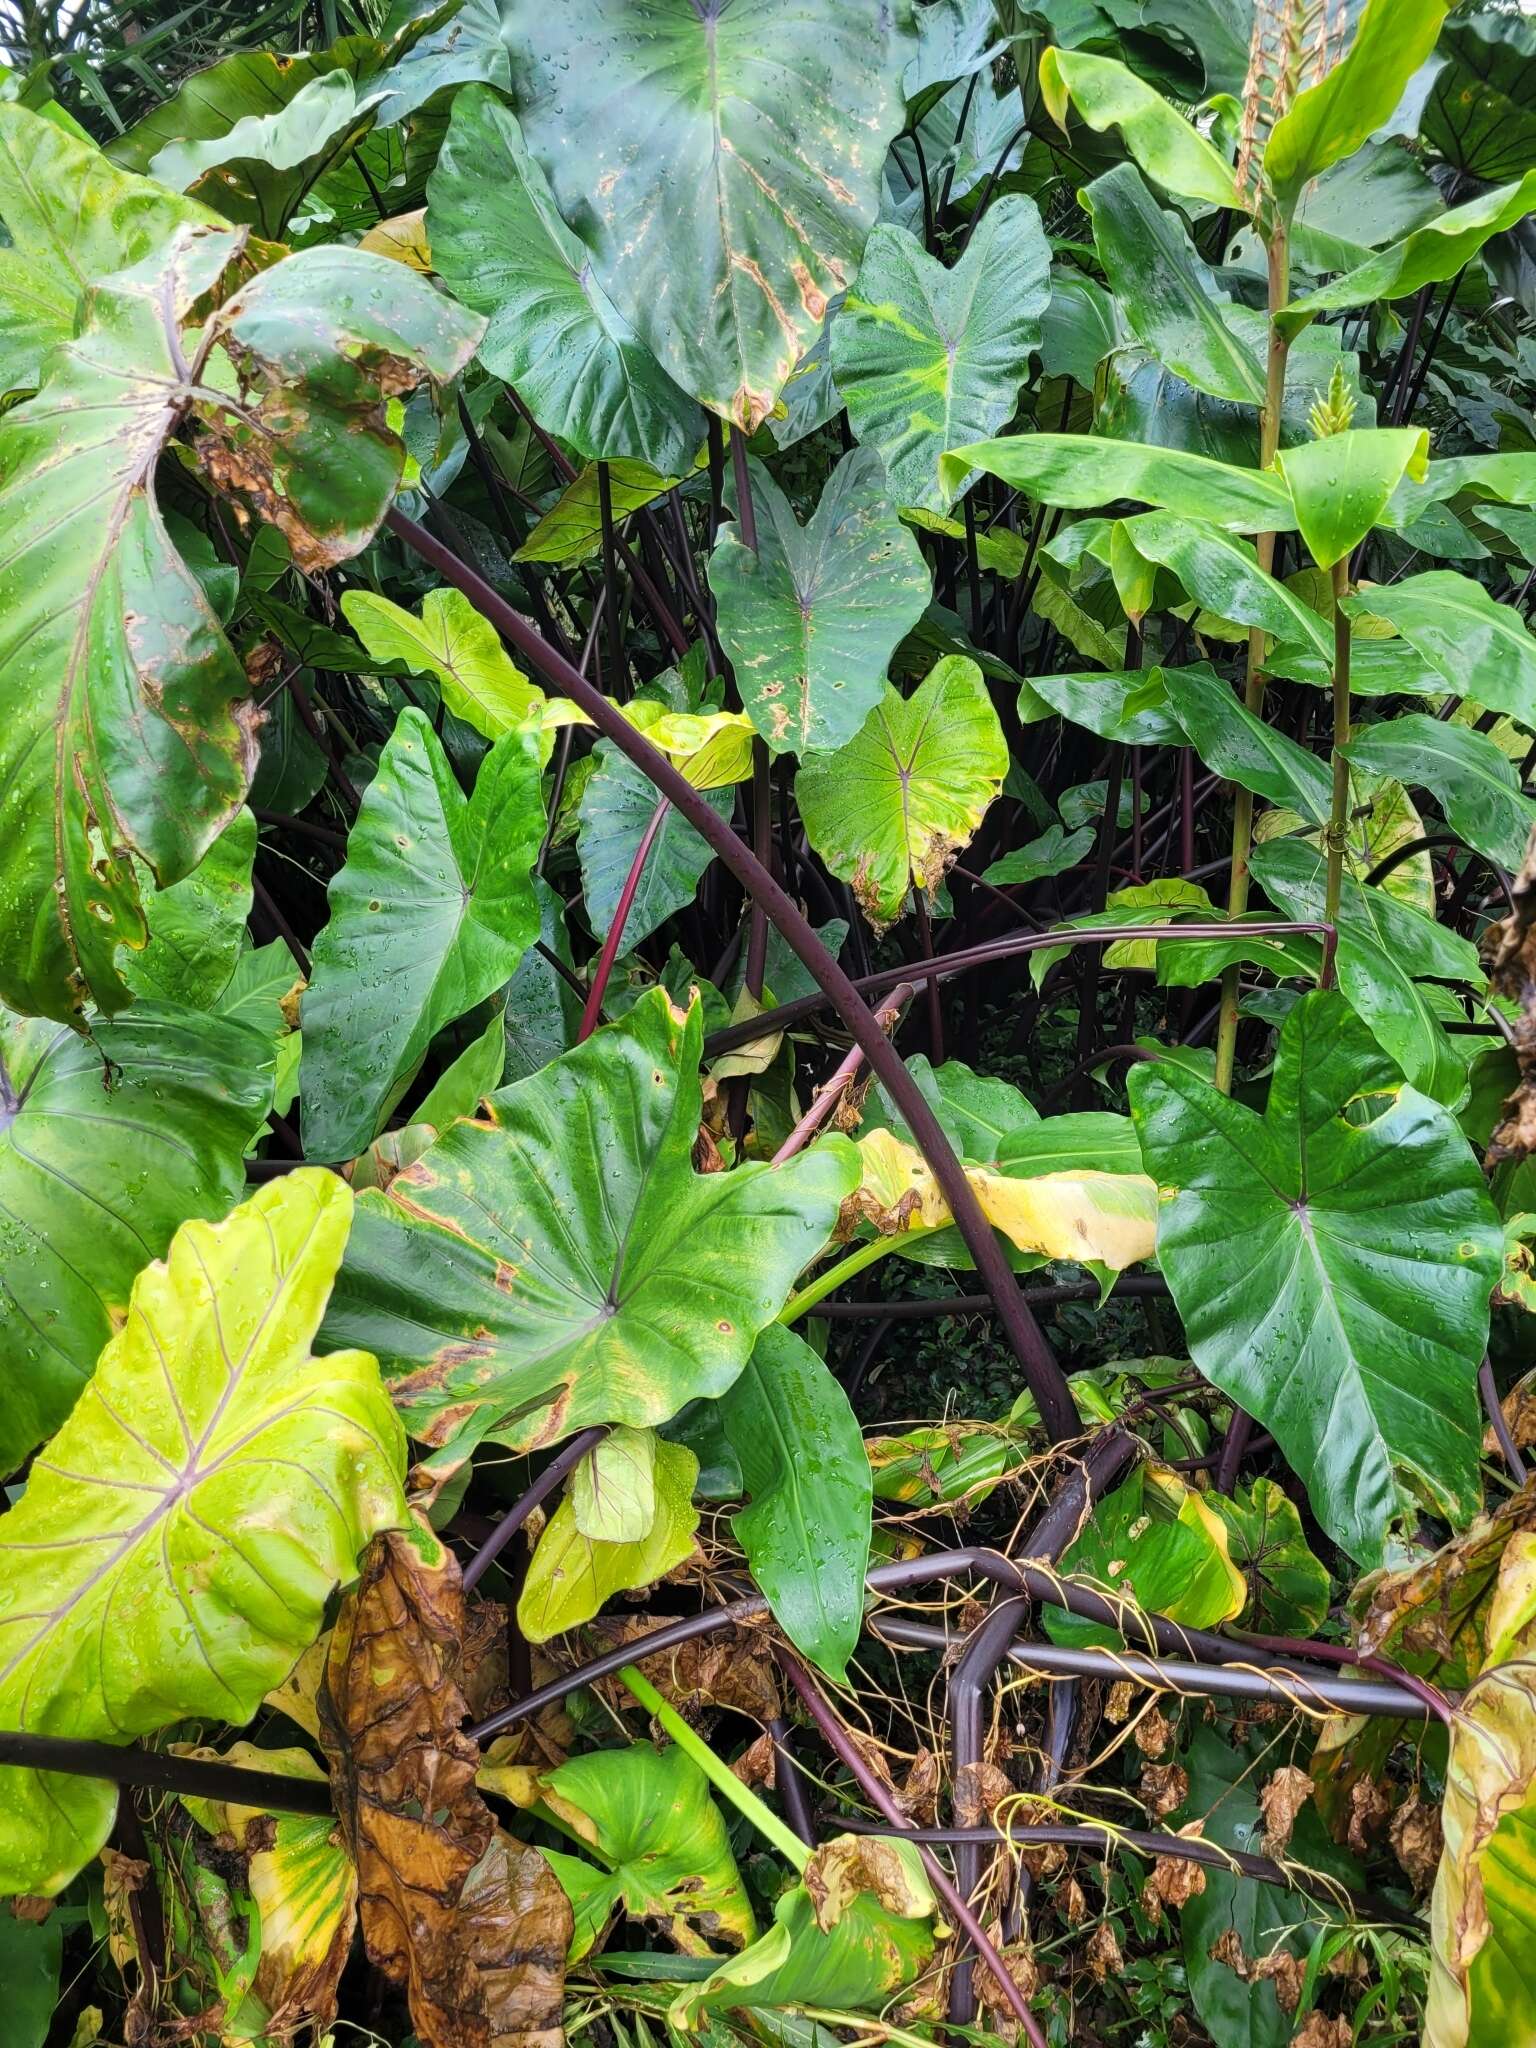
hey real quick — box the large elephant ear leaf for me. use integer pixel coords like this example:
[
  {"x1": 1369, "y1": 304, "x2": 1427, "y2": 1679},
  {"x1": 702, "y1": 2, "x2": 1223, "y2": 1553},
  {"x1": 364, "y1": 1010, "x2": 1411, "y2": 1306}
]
[
  {"x1": 1129, "y1": 990, "x2": 1503, "y2": 1567},
  {"x1": 426, "y1": 84, "x2": 702, "y2": 475},
  {"x1": 796, "y1": 655, "x2": 1006, "y2": 928},
  {"x1": 709, "y1": 447, "x2": 931, "y2": 757},
  {"x1": 0, "y1": 103, "x2": 219, "y2": 390},
  {"x1": 0, "y1": 1170, "x2": 408, "y2": 1899},
  {"x1": 0, "y1": 999, "x2": 273, "y2": 1474},
  {"x1": 830, "y1": 196, "x2": 1050, "y2": 513},
  {"x1": 502, "y1": 0, "x2": 917, "y2": 428},
  {"x1": 325, "y1": 989, "x2": 860, "y2": 1474},
  {"x1": 0, "y1": 217, "x2": 481, "y2": 1024},
  {"x1": 300, "y1": 708, "x2": 544, "y2": 1164}
]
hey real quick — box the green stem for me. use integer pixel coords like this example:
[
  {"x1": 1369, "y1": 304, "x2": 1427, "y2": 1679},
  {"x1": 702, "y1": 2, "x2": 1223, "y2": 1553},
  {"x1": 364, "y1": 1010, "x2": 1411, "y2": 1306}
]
[
  {"x1": 619, "y1": 1664, "x2": 810, "y2": 1873},
  {"x1": 1214, "y1": 221, "x2": 1291, "y2": 1095},
  {"x1": 778, "y1": 1230, "x2": 940, "y2": 1324},
  {"x1": 1322, "y1": 555, "x2": 1352, "y2": 935}
]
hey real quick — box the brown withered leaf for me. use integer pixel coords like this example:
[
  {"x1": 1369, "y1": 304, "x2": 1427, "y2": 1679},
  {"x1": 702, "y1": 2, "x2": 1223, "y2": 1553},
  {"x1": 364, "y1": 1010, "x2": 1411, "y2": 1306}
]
[
  {"x1": 587, "y1": 1618, "x2": 780, "y2": 1724},
  {"x1": 1062, "y1": 1877, "x2": 1088, "y2": 1927},
  {"x1": 896, "y1": 1747, "x2": 942, "y2": 1827},
  {"x1": 1253, "y1": 1947, "x2": 1305, "y2": 2015},
  {"x1": 1210, "y1": 1928, "x2": 1253, "y2": 1978},
  {"x1": 1388, "y1": 1789, "x2": 1443, "y2": 1890},
  {"x1": 803, "y1": 1833, "x2": 934, "y2": 1933},
  {"x1": 732, "y1": 1731, "x2": 779, "y2": 1792},
  {"x1": 1145, "y1": 1853, "x2": 1206, "y2": 1912},
  {"x1": 1105, "y1": 1680, "x2": 1135, "y2": 1725},
  {"x1": 1345, "y1": 1776, "x2": 1392, "y2": 1857},
  {"x1": 321, "y1": 1518, "x2": 570, "y2": 2048},
  {"x1": 954, "y1": 1758, "x2": 1014, "y2": 1829},
  {"x1": 974, "y1": 1921, "x2": 1039, "y2": 2039},
  {"x1": 1291, "y1": 2012, "x2": 1351, "y2": 2048},
  {"x1": 1084, "y1": 1919, "x2": 1124, "y2": 1981},
  {"x1": 1133, "y1": 1705, "x2": 1175, "y2": 1758},
  {"x1": 1141, "y1": 1762, "x2": 1188, "y2": 1821},
  {"x1": 1481, "y1": 826, "x2": 1536, "y2": 1164},
  {"x1": 1259, "y1": 1766, "x2": 1314, "y2": 1856}
]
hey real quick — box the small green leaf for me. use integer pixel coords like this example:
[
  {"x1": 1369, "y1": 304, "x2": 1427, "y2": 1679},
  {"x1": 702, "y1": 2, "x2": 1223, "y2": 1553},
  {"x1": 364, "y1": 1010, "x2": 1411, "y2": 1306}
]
[
  {"x1": 1204, "y1": 1478, "x2": 1331, "y2": 1637},
  {"x1": 119, "y1": 810, "x2": 256, "y2": 1009},
  {"x1": 1046, "y1": 1464, "x2": 1245, "y2": 1648},
  {"x1": 1275, "y1": 426, "x2": 1428, "y2": 570},
  {"x1": 341, "y1": 588, "x2": 543, "y2": 741},
  {"x1": 518, "y1": 1438, "x2": 699, "y2": 1641},
  {"x1": 831, "y1": 195, "x2": 1049, "y2": 512},
  {"x1": 720, "y1": 1325, "x2": 873, "y2": 1682}
]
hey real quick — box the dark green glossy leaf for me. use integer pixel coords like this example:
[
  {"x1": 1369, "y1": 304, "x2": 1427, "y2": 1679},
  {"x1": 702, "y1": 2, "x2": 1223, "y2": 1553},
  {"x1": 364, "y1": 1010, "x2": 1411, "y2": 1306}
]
[
  {"x1": 1253, "y1": 835, "x2": 1480, "y2": 1105},
  {"x1": 996, "y1": 1111, "x2": 1145, "y2": 1176},
  {"x1": 503, "y1": 0, "x2": 916, "y2": 427},
  {"x1": 1343, "y1": 572, "x2": 1536, "y2": 726},
  {"x1": 867, "y1": 1053, "x2": 1039, "y2": 1166},
  {"x1": 1280, "y1": 174, "x2": 1536, "y2": 338},
  {"x1": 1025, "y1": 666, "x2": 1184, "y2": 746},
  {"x1": 426, "y1": 85, "x2": 700, "y2": 474},
  {"x1": 1344, "y1": 714, "x2": 1536, "y2": 872},
  {"x1": 710, "y1": 448, "x2": 931, "y2": 757},
  {"x1": 1123, "y1": 513, "x2": 1332, "y2": 655},
  {"x1": 1047, "y1": 1462, "x2": 1244, "y2": 1649},
  {"x1": 983, "y1": 822, "x2": 1097, "y2": 887},
  {"x1": 370, "y1": 0, "x2": 514, "y2": 124},
  {"x1": 831, "y1": 196, "x2": 1049, "y2": 512},
  {"x1": 720, "y1": 1324, "x2": 872, "y2": 1681},
  {"x1": 1424, "y1": 10, "x2": 1536, "y2": 182},
  {"x1": 1162, "y1": 664, "x2": 1331, "y2": 821},
  {"x1": 1130, "y1": 990, "x2": 1501, "y2": 1563},
  {"x1": 300, "y1": 709, "x2": 542, "y2": 1163},
  {"x1": 1083, "y1": 163, "x2": 1263, "y2": 404},
  {"x1": 325, "y1": 991, "x2": 859, "y2": 1471},
  {"x1": 1039, "y1": 265, "x2": 1118, "y2": 385},
  {"x1": 119, "y1": 810, "x2": 256, "y2": 1008},
  {"x1": 0, "y1": 1002, "x2": 273, "y2": 1474}
]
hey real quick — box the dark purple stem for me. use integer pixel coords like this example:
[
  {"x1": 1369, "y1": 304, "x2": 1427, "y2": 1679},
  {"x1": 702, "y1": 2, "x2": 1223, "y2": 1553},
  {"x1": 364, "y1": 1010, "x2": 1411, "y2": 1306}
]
[
  {"x1": 461, "y1": 1426, "x2": 609, "y2": 1593},
  {"x1": 387, "y1": 504, "x2": 1079, "y2": 1441},
  {"x1": 578, "y1": 799, "x2": 670, "y2": 1042}
]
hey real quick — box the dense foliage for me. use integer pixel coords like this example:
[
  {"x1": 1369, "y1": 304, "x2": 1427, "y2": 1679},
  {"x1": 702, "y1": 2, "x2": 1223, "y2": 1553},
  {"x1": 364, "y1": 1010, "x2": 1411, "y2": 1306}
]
[{"x1": 4, "y1": 2, "x2": 1536, "y2": 2045}]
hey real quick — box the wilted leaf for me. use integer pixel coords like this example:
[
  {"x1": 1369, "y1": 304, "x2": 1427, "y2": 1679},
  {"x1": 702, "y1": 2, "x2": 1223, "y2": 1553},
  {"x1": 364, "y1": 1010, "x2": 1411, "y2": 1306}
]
[
  {"x1": 0, "y1": 1172, "x2": 406, "y2": 1898},
  {"x1": 322, "y1": 1515, "x2": 570, "y2": 2048}
]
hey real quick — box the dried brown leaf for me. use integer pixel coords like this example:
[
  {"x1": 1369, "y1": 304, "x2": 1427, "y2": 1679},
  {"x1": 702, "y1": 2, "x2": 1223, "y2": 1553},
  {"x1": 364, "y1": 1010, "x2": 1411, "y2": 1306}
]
[
  {"x1": 1389, "y1": 1789, "x2": 1443, "y2": 1890},
  {"x1": 1141, "y1": 1762, "x2": 1189, "y2": 1821},
  {"x1": 1254, "y1": 1946, "x2": 1306, "y2": 2014},
  {"x1": 897, "y1": 1747, "x2": 942, "y2": 1826},
  {"x1": 954, "y1": 1758, "x2": 1014, "y2": 1829},
  {"x1": 1291, "y1": 2012, "x2": 1352, "y2": 2048},
  {"x1": 1345, "y1": 1776, "x2": 1392, "y2": 1857},
  {"x1": 322, "y1": 1520, "x2": 570, "y2": 2048},
  {"x1": 1145, "y1": 1853, "x2": 1207, "y2": 1911},
  {"x1": 1133, "y1": 1706, "x2": 1175, "y2": 1758},
  {"x1": 587, "y1": 1618, "x2": 780, "y2": 1724},
  {"x1": 1084, "y1": 1919, "x2": 1124, "y2": 1981},
  {"x1": 804, "y1": 1833, "x2": 934, "y2": 1933},
  {"x1": 1260, "y1": 1766, "x2": 1315, "y2": 1856}
]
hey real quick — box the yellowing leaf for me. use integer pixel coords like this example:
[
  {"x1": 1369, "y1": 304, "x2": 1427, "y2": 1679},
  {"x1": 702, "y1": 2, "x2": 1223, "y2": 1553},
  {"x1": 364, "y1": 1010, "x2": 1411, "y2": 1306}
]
[
  {"x1": 850, "y1": 1127, "x2": 1157, "y2": 1271},
  {"x1": 341, "y1": 587, "x2": 543, "y2": 740},
  {"x1": 359, "y1": 207, "x2": 432, "y2": 271},
  {"x1": 518, "y1": 1439, "x2": 700, "y2": 1642},
  {"x1": 0, "y1": 1171, "x2": 406, "y2": 1898}
]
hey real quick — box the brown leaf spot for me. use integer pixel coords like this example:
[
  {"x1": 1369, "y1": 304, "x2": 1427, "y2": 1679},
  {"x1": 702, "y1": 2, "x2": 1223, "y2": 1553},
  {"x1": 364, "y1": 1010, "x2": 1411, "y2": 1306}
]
[{"x1": 1259, "y1": 1766, "x2": 1314, "y2": 1857}]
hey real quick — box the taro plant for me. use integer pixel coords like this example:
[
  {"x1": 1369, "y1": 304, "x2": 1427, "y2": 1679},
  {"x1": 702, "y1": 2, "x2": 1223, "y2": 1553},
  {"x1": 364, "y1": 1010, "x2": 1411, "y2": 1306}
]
[{"x1": 4, "y1": 4, "x2": 1536, "y2": 2047}]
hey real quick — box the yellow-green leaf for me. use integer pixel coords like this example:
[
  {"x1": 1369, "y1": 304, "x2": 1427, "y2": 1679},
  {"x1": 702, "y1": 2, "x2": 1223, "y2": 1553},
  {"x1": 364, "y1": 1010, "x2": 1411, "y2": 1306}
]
[{"x1": 518, "y1": 1439, "x2": 700, "y2": 1642}]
